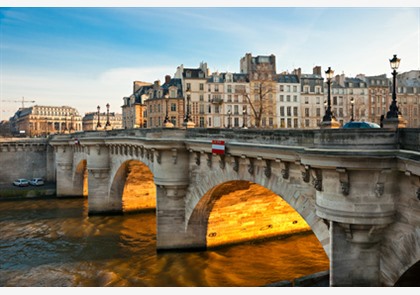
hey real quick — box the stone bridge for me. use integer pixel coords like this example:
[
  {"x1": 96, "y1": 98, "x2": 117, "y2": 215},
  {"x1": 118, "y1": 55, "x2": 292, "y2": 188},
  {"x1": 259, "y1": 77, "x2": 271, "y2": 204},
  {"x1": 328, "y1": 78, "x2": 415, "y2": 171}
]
[{"x1": 1, "y1": 128, "x2": 420, "y2": 286}]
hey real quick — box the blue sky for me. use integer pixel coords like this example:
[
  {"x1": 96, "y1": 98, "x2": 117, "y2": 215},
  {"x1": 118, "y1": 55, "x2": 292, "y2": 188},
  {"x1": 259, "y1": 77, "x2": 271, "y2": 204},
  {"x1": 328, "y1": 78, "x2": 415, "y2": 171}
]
[{"x1": 1, "y1": 3, "x2": 419, "y2": 120}]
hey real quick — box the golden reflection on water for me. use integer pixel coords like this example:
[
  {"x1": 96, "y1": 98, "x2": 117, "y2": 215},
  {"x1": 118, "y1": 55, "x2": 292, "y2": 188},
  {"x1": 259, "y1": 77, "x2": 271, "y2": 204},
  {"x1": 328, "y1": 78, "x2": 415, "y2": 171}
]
[{"x1": 0, "y1": 198, "x2": 329, "y2": 287}]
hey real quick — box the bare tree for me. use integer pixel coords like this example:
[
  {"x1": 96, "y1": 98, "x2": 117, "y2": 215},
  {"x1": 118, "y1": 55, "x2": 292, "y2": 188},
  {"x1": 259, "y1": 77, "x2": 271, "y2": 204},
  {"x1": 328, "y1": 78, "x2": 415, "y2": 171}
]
[{"x1": 239, "y1": 79, "x2": 276, "y2": 128}]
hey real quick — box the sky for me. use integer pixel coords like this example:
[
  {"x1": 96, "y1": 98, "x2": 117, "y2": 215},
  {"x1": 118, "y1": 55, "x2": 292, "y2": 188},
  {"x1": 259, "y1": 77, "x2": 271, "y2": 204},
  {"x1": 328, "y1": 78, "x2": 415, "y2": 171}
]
[{"x1": 1, "y1": 1, "x2": 419, "y2": 120}]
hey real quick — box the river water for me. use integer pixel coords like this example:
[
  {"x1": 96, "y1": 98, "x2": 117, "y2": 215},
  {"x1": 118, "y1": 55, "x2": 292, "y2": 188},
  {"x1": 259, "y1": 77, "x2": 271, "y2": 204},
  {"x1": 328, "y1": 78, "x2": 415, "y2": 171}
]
[{"x1": 0, "y1": 197, "x2": 329, "y2": 287}]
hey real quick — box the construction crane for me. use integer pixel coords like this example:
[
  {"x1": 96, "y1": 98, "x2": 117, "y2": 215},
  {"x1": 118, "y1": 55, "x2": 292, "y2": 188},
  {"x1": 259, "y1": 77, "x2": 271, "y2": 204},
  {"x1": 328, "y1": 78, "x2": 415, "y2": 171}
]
[{"x1": 1, "y1": 97, "x2": 36, "y2": 108}]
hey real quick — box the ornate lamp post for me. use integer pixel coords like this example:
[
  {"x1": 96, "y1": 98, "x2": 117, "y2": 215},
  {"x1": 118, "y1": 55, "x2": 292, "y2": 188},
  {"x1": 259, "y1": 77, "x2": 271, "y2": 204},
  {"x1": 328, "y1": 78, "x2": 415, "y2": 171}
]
[
  {"x1": 227, "y1": 109, "x2": 231, "y2": 128},
  {"x1": 242, "y1": 108, "x2": 247, "y2": 129},
  {"x1": 321, "y1": 67, "x2": 340, "y2": 129},
  {"x1": 105, "y1": 103, "x2": 111, "y2": 128},
  {"x1": 350, "y1": 98, "x2": 355, "y2": 122},
  {"x1": 382, "y1": 54, "x2": 407, "y2": 129},
  {"x1": 184, "y1": 88, "x2": 191, "y2": 123},
  {"x1": 386, "y1": 54, "x2": 401, "y2": 119},
  {"x1": 96, "y1": 105, "x2": 101, "y2": 129},
  {"x1": 183, "y1": 87, "x2": 195, "y2": 128},
  {"x1": 164, "y1": 93, "x2": 170, "y2": 123},
  {"x1": 163, "y1": 92, "x2": 174, "y2": 128},
  {"x1": 323, "y1": 67, "x2": 334, "y2": 122}
]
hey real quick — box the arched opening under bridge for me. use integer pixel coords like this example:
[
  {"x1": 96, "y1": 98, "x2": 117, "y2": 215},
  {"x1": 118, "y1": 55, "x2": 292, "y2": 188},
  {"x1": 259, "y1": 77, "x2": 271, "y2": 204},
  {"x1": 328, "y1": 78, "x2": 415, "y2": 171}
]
[{"x1": 111, "y1": 160, "x2": 156, "y2": 213}]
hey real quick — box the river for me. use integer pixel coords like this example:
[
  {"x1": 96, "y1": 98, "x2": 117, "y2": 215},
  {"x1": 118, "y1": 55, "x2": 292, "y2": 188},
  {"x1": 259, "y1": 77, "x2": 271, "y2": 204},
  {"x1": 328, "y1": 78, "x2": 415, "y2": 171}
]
[{"x1": 0, "y1": 197, "x2": 329, "y2": 287}]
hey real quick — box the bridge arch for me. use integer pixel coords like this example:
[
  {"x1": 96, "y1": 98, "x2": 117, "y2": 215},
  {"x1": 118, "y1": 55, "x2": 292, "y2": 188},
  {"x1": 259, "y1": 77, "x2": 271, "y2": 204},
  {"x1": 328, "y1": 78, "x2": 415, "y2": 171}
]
[
  {"x1": 185, "y1": 158, "x2": 330, "y2": 256},
  {"x1": 109, "y1": 159, "x2": 156, "y2": 213}
]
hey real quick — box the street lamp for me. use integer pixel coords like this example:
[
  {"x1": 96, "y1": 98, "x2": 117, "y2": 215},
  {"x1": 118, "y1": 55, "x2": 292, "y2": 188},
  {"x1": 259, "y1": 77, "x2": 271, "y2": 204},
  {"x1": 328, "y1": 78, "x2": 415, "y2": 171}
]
[
  {"x1": 386, "y1": 54, "x2": 401, "y2": 119},
  {"x1": 242, "y1": 108, "x2": 247, "y2": 129},
  {"x1": 184, "y1": 88, "x2": 192, "y2": 123},
  {"x1": 322, "y1": 67, "x2": 334, "y2": 122},
  {"x1": 227, "y1": 109, "x2": 231, "y2": 128},
  {"x1": 163, "y1": 92, "x2": 174, "y2": 128},
  {"x1": 350, "y1": 98, "x2": 355, "y2": 121},
  {"x1": 163, "y1": 93, "x2": 170, "y2": 124},
  {"x1": 105, "y1": 103, "x2": 111, "y2": 128},
  {"x1": 96, "y1": 105, "x2": 101, "y2": 129}
]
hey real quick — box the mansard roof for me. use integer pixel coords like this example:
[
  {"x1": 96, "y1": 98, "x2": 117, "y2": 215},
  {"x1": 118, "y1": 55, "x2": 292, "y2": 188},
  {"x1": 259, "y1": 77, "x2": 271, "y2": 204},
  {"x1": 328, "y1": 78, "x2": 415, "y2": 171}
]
[
  {"x1": 219, "y1": 72, "x2": 249, "y2": 83},
  {"x1": 277, "y1": 74, "x2": 300, "y2": 84},
  {"x1": 183, "y1": 68, "x2": 207, "y2": 79},
  {"x1": 344, "y1": 77, "x2": 367, "y2": 88},
  {"x1": 162, "y1": 78, "x2": 183, "y2": 98}
]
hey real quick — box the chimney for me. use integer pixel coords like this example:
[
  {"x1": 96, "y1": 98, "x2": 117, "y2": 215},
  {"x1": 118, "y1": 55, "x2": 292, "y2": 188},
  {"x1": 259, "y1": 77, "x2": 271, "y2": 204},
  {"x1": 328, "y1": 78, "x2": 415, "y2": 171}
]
[
  {"x1": 313, "y1": 66, "x2": 322, "y2": 76},
  {"x1": 165, "y1": 75, "x2": 171, "y2": 84}
]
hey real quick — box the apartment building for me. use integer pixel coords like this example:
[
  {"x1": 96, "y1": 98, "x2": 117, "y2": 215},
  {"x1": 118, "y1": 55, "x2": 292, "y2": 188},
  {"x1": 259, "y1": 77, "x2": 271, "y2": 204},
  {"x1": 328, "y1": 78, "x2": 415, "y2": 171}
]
[
  {"x1": 395, "y1": 70, "x2": 420, "y2": 127},
  {"x1": 82, "y1": 111, "x2": 123, "y2": 131},
  {"x1": 297, "y1": 67, "x2": 325, "y2": 128},
  {"x1": 9, "y1": 105, "x2": 82, "y2": 137},
  {"x1": 277, "y1": 74, "x2": 300, "y2": 128},
  {"x1": 364, "y1": 74, "x2": 391, "y2": 125},
  {"x1": 120, "y1": 53, "x2": 419, "y2": 130}
]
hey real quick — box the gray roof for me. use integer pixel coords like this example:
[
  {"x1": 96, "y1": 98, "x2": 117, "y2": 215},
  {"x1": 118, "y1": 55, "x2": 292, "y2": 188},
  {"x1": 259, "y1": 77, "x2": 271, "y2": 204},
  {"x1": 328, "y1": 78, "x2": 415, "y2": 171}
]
[{"x1": 277, "y1": 74, "x2": 299, "y2": 84}]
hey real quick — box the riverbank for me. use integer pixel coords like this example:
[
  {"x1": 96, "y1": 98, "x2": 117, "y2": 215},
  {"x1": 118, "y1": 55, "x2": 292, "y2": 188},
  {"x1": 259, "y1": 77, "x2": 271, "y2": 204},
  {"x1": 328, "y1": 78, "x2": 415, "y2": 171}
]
[{"x1": 0, "y1": 182, "x2": 56, "y2": 199}]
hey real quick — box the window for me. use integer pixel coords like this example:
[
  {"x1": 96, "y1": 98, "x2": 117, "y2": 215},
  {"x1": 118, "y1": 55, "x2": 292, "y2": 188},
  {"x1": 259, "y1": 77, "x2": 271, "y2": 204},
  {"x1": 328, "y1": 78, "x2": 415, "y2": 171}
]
[
  {"x1": 187, "y1": 83, "x2": 191, "y2": 90},
  {"x1": 293, "y1": 118, "x2": 298, "y2": 128},
  {"x1": 280, "y1": 106, "x2": 284, "y2": 116},
  {"x1": 305, "y1": 108, "x2": 309, "y2": 117},
  {"x1": 287, "y1": 106, "x2": 291, "y2": 116},
  {"x1": 293, "y1": 107, "x2": 298, "y2": 116},
  {"x1": 293, "y1": 85, "x2": 297, "y2": 92},
  {"x1": 293, "y1": 95, "x2": 297, "y2": 102},
  {"x1": 199, "y1": 95, "x2": 204, "y2": 102},
  {"x1": 280, "y1": 118, "x2": 285, "y2": 128},
  {"x1": 199, "y1": 83, "x2": 204, "y2": 91},
  {"x1": 199, "y1": 117, "x2": 205, "y2": 127},
  {"x1": 280, "y1": 95, "x2": 284, "y2": 102},
  {"x1": 287, "y1": 118, "x2": 291, "y2": 128},
  {"x1": 286, "y1": 95, "x2": 291, "y2": 102},
  {"x1": 171, "y1": 103, "x2": 177, "y2": 111},
  {"x1": 234, "y1": 117, "x2": 239, "y2": 127},
  {"x1": 215, "y1": 85, "x2": 219, "y2": 92},
  {"x1": 227, "y1": 85, "x2": 232, "y2": 93},
  {"x1": 316, "y1": 108, "x2": 321, "y2": 116}
]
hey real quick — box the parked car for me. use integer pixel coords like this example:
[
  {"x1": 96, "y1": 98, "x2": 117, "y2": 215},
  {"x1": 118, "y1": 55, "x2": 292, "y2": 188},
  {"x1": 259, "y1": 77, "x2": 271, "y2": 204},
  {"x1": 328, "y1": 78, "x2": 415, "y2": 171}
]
[
  {"x1": 342, "y1": 121, "x2": 381, "y2": 129},
  {"x1": 29, "y1": 178, "x2": 45, "y2": 186},
  {"x1": 13, "y1": 179, "x2": 30, "y2": 187}
]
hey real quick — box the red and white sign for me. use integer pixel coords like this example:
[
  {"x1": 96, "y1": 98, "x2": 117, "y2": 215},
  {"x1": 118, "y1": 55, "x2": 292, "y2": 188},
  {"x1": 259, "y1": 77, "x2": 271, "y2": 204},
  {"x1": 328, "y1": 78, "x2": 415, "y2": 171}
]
[{"x1": 211, "y1": 140, "x2": 225, "y2": 155}]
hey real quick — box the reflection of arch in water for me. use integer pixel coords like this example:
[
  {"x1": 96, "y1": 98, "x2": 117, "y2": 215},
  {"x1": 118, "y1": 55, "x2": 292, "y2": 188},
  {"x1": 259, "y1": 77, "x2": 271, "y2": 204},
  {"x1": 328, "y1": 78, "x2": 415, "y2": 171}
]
[
  {"x1": 110, "y1": 160, "x2": 156, "y2": 213},
  {"x1": 73, "y1": 159, "x2": 87, "y2": 197},
  {"x1": 189, "y1": 180, "x2": 313, "y2": 249}
]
